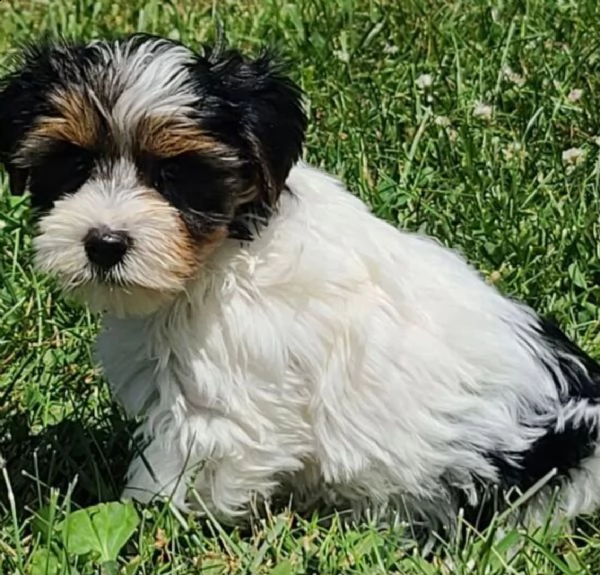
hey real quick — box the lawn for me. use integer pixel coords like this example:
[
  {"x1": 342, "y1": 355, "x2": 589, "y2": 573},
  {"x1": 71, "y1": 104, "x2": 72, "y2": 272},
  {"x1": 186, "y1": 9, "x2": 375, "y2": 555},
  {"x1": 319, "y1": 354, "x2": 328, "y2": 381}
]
[{"x1": 1, "y1": 0, "x2": 600, "y2": 572}]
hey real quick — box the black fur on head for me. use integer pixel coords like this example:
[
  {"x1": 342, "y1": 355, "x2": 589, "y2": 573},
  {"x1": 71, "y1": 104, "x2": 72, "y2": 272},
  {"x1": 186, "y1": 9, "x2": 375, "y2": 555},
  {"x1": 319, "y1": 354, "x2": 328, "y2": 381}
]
[{"x1": 0, "y1": 33, "x2": 308, "y2": 240}]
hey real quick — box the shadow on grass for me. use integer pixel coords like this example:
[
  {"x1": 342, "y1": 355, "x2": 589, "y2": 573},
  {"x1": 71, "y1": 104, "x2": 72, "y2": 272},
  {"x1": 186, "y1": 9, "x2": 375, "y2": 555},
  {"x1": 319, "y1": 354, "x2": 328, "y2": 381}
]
[{"x1": 0, "y1": 408, "x2": 136, "y2": 517}]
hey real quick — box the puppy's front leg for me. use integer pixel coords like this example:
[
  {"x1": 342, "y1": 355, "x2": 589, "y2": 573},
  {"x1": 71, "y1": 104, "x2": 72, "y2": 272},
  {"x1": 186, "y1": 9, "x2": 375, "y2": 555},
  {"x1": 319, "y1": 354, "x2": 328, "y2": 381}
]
[
  {"x1": 122, "y1": 413, "x2": 304, "y2": 521},
  {"x1": 191, "y1": 450, "x2": 304, "y2": 522},
  {"x1": 122, "y1": 435, "x2": 197, "y2": 509}
]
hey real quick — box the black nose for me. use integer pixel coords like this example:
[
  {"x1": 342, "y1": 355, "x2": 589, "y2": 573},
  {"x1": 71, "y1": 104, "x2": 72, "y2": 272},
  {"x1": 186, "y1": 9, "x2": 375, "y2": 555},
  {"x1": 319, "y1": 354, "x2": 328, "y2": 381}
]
[{"x1": 84, "y1": 226, "x2": 130, "y2": 270}]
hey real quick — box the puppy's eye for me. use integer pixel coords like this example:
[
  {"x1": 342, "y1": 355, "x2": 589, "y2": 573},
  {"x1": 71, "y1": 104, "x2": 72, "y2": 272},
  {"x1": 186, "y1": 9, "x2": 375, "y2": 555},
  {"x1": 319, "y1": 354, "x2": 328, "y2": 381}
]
[
  {"x1": 147, "y1": 153, "x2": 205, "y2": 196},
  {"x1": 156, "y1": 159, "x2": 180, "y2": 188},
  {"x1": 141, "y1": 155, "x2": 174, "y2": 193},
  {"x1": 28, "y1": 141, "x2": 95, "y2": 209},
  {"x1": 141, "y1": 152, "x2": 236, "y2": 221}
]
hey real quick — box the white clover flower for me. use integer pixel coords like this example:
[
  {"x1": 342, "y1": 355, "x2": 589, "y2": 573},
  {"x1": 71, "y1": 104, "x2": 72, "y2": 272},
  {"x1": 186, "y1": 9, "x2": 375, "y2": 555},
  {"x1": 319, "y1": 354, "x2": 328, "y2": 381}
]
[
  {"x1": 333, "y1": 49, "x2": 350, "y2": 63},
  {"x1": 568, "y1": 88, "x2": 583, "y2": 103},
  {"x1": 502, "y1": 143, "x2": 516, "y2": 160},
  {"x1": 502, "y1": 66, "x2": 526, "y2": 87},
  {"x1": 416, "y1": 73, "x2": 433, "y2": 89},
  {"x1": 562, "y1": 147, "x2": 585, "y2": 166},
  {"x1": 489, "y1": 270, "x2": 502, "y2": 284},
  {"x1": 473, "y1": 102, "x2": 493, "y2": 120},
  {"x1": 434, "y1": 115, "x2": 451, "y2": 127}
]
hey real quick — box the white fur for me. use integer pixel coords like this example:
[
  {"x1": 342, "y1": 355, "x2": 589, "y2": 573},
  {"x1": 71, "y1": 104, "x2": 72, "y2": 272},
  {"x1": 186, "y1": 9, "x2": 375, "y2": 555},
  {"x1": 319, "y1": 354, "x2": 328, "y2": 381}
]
[
  {"x1": 91, "y1": 162, "x2": 600, "y2": 526},
  {"x1": 90, "y1": 37, "x2": 198, "y2": 132}
]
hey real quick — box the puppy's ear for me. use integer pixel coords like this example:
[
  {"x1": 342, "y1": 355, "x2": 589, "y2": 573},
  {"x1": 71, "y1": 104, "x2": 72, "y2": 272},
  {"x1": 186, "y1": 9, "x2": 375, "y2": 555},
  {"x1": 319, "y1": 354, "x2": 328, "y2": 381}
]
[
  {"x1": 3, "y1": 165, "x2": 29, "y2": 196},
  {"x1": 0, "y1": 76, "x2": 31, "y2": 195},
  {"x1": 0, "y1": 39, "x2": 58, "y2": 196},
  {"x1": 200, "y1": 46, "x2": 307, "y2": 206}
]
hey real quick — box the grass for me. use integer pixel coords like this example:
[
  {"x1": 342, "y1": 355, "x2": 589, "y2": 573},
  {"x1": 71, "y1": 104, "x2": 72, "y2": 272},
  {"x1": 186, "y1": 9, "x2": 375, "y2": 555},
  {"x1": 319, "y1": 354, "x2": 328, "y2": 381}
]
[{"x1": 1, "y1": 0, "x2": 600, "y2": 572}]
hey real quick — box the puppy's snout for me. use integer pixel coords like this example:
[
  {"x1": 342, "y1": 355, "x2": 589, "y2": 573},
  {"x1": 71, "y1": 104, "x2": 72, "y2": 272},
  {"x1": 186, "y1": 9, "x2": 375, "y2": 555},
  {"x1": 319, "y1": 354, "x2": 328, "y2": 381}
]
[{"x1": 84, "y1": 226, "x2": 131, "y2": 270}]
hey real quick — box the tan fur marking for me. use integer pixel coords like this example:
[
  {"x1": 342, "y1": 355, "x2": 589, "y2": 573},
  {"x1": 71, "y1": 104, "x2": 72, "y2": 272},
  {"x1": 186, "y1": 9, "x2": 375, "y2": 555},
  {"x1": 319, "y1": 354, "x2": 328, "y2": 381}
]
[
  {"x1": 194, "y1": 224, "x2": 229, "y2": 263},
  {"x1": 170, "y1": 218, "x2": 229, "y2": 282},
  {"x1": 137, "y1": 116, "x2": 235, "y2": 159},
  {"x1": 136, "y1": 188, "x2": 198, "y2": 284},
  {"x1": 139, "y1": 189, "x2": 228, "y2": 285},
  {"x1": 27, "y1": 89, "x2": 100, "y2": 149}
]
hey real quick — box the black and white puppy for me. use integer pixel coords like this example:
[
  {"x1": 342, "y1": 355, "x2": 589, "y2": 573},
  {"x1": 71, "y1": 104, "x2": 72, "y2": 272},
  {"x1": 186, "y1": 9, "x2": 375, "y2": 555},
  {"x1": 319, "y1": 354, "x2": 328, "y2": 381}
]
[{"x1": 1, "y1": 33, "x2": 600, "y2": 533}]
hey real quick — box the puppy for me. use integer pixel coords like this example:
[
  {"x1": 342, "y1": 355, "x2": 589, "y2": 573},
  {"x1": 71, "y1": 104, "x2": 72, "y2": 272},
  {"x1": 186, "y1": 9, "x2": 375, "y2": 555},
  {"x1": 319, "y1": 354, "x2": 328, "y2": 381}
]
[{"x1": 1, "y1": 33, "x2": 599, "y2": 534}]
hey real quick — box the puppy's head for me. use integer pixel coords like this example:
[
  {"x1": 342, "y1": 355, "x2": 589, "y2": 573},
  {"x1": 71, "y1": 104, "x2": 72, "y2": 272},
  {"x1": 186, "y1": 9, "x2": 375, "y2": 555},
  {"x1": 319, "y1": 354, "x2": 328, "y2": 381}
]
[{"x1": 0, "y1": 34, "x2": 306, "y2": 316}]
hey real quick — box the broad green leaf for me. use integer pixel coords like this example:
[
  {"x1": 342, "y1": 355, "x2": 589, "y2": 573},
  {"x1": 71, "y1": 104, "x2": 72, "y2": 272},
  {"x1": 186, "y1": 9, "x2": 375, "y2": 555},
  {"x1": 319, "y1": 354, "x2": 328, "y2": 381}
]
[
  {"x1": 61, "y1": 508, "x2": 98, "y2": 556},
  {"x1": 91, "y1": 501, "x2": 140, "y2": 562},
  {"x1": 29, "y1": 549, "x2": 60, "y2": 575},
  {"x1": 60, "y1": 501, "x2": 140, "y2": 562}
]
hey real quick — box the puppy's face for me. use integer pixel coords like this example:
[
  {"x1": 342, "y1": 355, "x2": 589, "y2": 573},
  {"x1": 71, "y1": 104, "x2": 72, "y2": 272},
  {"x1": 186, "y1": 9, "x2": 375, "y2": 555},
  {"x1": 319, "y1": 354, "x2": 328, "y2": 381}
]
[{"x1": 0, "y1": 34, "x2": 306, "y2": 316}]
